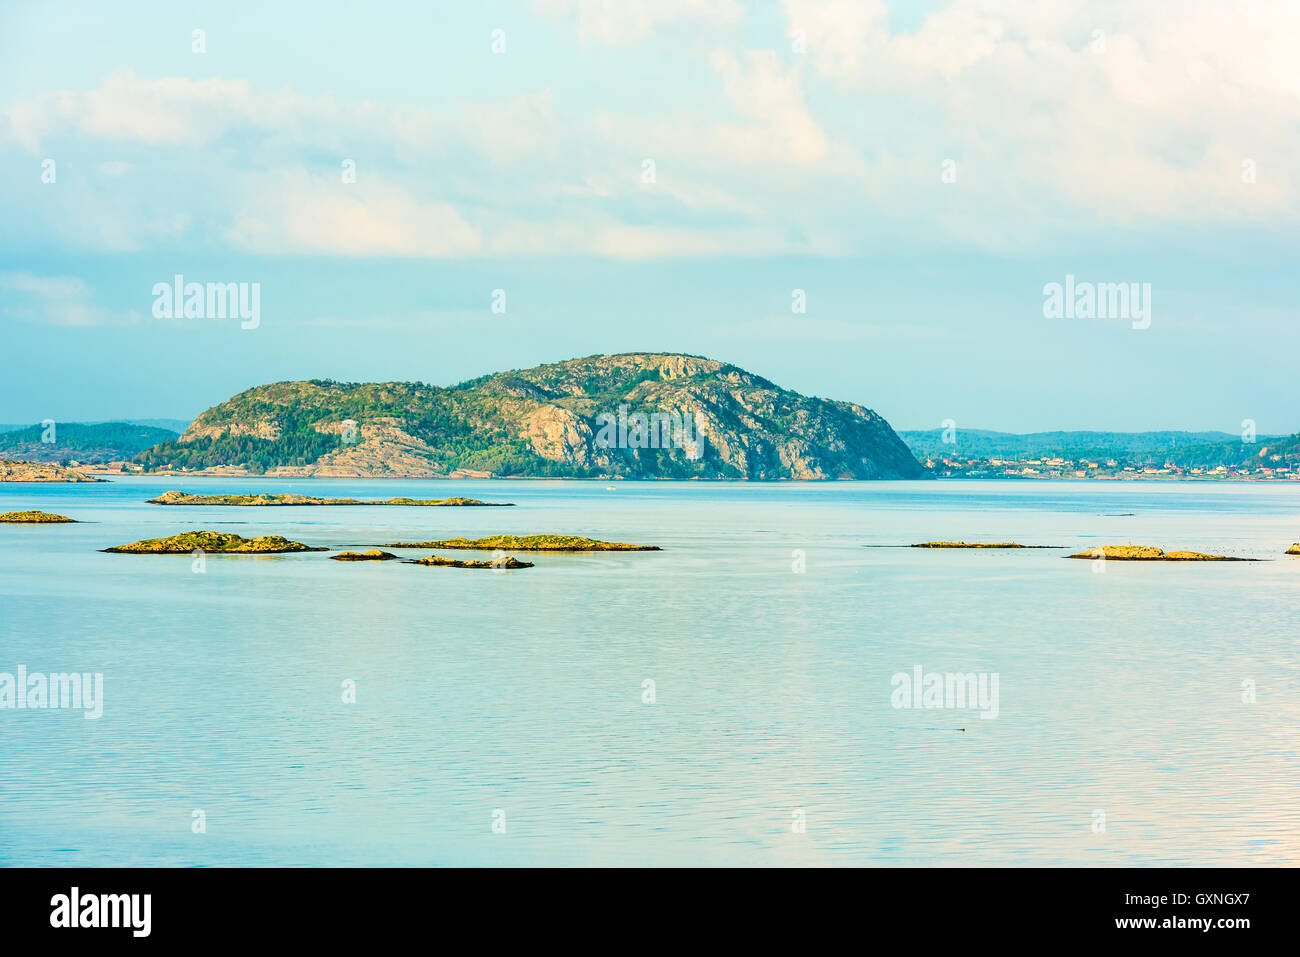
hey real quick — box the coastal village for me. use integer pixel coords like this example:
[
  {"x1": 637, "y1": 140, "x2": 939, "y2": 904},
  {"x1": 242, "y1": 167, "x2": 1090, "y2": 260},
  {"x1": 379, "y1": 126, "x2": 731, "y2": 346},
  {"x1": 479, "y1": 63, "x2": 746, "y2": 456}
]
[
  {"x1": 925, "y1": 455, "x2": 1297, "y2": 481},
  {"x1": 5, "y1": 453, "x2": 1296, "y2": 483}
]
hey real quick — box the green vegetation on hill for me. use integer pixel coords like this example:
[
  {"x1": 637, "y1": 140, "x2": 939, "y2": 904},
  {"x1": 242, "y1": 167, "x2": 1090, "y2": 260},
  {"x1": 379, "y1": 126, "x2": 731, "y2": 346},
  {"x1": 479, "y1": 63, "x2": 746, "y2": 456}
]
[
  {"x1": 140, "y1": 423, "x2": 339, "y2": 473},
  {"x1": 132, "y1": 354, "x2": 924, "y2": 480},
  {"x1": 1157, "y1": 433, "x2": 1300, "y2": 470}
]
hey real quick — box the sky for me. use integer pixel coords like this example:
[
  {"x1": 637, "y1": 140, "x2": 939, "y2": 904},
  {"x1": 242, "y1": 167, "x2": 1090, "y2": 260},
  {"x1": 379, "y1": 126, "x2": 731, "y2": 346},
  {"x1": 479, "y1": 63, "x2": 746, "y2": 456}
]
[{"x1": 1, "y1": 0, "x2": 1298, "y2": 433}]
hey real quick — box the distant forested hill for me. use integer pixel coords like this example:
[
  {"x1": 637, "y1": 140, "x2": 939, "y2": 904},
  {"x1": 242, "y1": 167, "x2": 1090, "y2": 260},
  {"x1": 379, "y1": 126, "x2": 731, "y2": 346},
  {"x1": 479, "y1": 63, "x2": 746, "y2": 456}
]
[
  {"x1": 0, "y1": 418, "x2": 189, "y2": 434},
  {"x1": 0, "y1": 422, "x2": 180, "y2": 463},
  {"x1": 901, "y1": 428, "x2": 1297, "y2": 468}
]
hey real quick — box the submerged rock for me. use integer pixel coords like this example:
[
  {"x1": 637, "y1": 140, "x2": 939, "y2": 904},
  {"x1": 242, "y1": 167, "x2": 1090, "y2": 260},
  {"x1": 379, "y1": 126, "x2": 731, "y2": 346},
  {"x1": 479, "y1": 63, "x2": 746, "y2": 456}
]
[
  {"x1": 104, "y1": 530, "x2": 326, "y2": 554},
  {"x1": 330, "y1": 549, "x2": 398, "y2": 561},
  {"x1": 147, "y1": 490, "x2": 511, "y2": 506},
  {"x1": 406, "y1": 555, "x2": 534, "y2": 569},
  {"x1": 0, "y1": 510, "x2": 76, "y2": 523},
  {"x1": 1066, "y1": 545, "x2": 1254, "y2": 562},
  {"x1": 385, "y1": 534, "x2": 659, "y2": 551}
]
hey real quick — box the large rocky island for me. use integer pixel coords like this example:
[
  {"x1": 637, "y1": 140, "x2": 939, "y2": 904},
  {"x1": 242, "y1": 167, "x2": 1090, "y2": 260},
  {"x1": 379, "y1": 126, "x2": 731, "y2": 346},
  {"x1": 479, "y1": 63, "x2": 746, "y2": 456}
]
[{"x1": 132, "y1": 353, "x2": 925, "y2": 480}]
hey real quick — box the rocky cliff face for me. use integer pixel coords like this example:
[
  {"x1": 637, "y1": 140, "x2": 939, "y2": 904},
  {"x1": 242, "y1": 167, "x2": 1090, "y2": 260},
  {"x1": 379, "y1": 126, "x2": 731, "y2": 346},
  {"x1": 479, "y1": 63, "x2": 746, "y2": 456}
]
[{"x1": 136, "y1": 353, "x2": 926, "y2": 480}]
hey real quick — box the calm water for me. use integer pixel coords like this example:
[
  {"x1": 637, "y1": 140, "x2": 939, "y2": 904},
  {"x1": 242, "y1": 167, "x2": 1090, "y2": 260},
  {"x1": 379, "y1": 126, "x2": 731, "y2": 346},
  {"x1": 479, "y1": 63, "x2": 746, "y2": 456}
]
[{"x1": 1, "y1": 477, "x2": 1298, "y2": 866}]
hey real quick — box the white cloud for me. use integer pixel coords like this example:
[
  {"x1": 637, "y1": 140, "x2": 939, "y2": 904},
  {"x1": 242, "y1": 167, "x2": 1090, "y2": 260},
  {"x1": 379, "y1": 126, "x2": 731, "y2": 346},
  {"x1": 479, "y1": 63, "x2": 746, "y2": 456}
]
[
  {"x1": 2, "y1": 69, "x2": 824, "y2": 260},
  {"x1": 781, "y1": 0, "x2": 1300, "y2": 224},
  {"x1": 7, "y1": 73, "x2": 264, "y2": 153},
  {"x1": 226, "y1": 172, "x2": 485, "y2": 258},
  {"x1": 4, "y1": 1, "x2": 1299, "y2": 261},
  {"x1": 710, "y1": 49, "x2": 828, "y2": 164}
]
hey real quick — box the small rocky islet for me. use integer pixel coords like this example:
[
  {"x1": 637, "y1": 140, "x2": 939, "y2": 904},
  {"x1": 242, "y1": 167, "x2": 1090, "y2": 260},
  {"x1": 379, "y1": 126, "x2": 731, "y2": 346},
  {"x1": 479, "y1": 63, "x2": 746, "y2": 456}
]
[
  {"x1": 1288, "y1": 544, "x2": 1300, "y2": 555},
  {"x1": 911, "y1": 541, "x2": 1045, "y2": 549},
  {"x1": 383, "y1": 534, "x2": 660, "y2": 551},
  {"x1": 104, "y1": 530, "x2": 327, "y2": 554},
  {"x1": 330, "y1": 549, "x2": 398, "y2": 561},
  {"x1": 406, "y1": 555, "x2": 534, "y2": 569},
  {"x1": 0, "y1": 510, "x2": 76, "y2": 523},
  {"x1": 1065, "y1": 545, "x2": 1255, "y2": 562},
  {"x1": 147, "y1": 490, "x2": 512, "y2": 507},
  {"x1": 908, "y1": 540, "x2": 1280, "y2": 560}
]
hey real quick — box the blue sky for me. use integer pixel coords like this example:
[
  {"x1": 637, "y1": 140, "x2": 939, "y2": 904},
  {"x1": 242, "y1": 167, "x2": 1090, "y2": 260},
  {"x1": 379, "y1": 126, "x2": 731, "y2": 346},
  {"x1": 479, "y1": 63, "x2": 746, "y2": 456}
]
[{"x1": 2, "y1": 0, "x2": 1298, "y2": 432}]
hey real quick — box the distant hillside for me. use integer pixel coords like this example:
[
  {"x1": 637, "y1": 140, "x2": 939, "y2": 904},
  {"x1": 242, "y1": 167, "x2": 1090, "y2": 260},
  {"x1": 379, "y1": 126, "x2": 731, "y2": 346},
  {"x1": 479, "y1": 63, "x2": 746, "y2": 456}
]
[
  {"x1": 122, "y1": 418, "x2": 191, "y2": 434},
  {"x1": 135, "y1": 353, "x2": 924, "y2": 480},
  {"x1": 1154, "y1": 432, "x2": 1300, "y2": 470},
  {"x1": 901, "y1": 428, "x2": 1294, "y2": 467},
  {"x1": 0, "y1": 422, "x2": 180, "y2": 464},
  {"x1": 0, "y1": 418, "x2": 189, "y2": 435}
]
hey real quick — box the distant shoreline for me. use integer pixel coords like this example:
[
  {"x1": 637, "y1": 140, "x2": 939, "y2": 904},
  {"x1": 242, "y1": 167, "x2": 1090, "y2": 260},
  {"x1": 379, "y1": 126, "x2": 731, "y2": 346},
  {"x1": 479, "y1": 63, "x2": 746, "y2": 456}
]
[{"x1": 24, "y1": 471, "x2": 1300, "y2": 485}]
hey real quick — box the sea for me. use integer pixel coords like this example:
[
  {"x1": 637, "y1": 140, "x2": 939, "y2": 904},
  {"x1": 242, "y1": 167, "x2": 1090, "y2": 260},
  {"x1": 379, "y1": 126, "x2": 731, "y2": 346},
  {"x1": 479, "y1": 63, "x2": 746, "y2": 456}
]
[{"x1": 1, "y1": 477, "x2": 1297, "y2": 866}]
